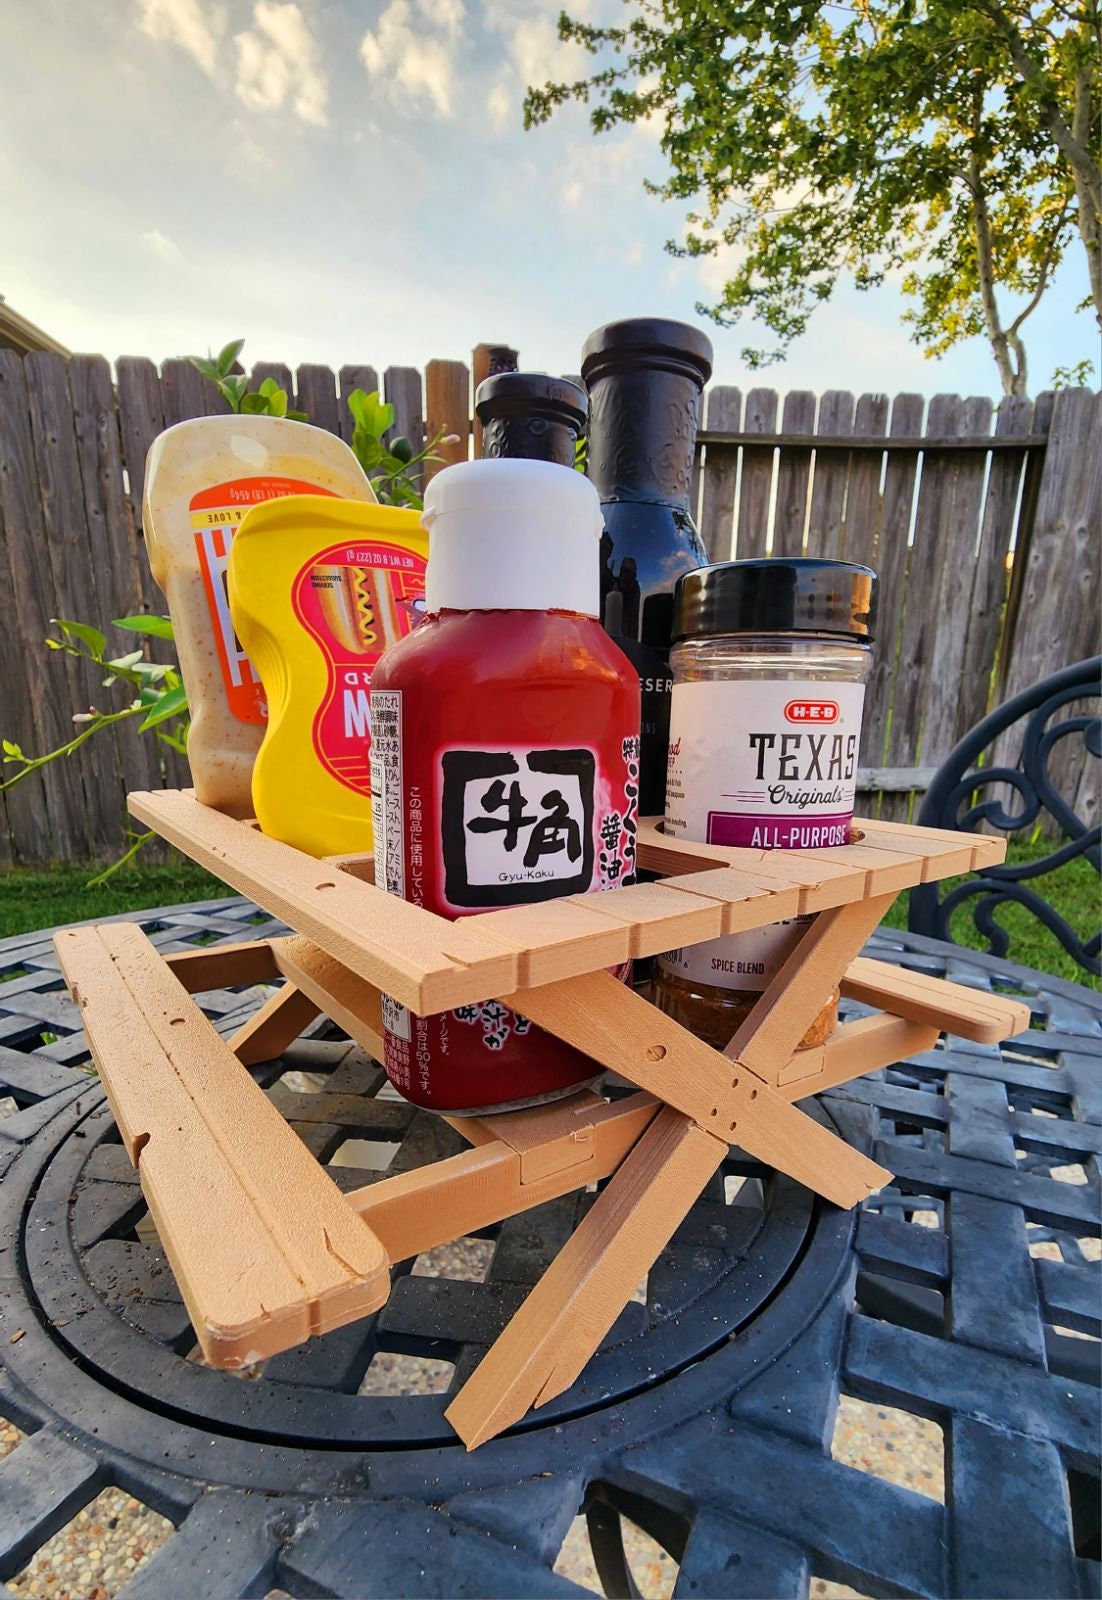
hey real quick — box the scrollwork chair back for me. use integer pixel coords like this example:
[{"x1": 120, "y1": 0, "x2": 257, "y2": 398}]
[{"x1": 908, "y1": 656, "x2": 1101, "y2": 976}]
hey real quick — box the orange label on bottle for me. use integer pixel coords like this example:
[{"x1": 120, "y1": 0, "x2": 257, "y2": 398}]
[
  {"x1": 191, "y1": 476, "x2": 337, "y2": 723},
  {"x1": 292, "y1": 538, "x2": 427, "y2": 797}
]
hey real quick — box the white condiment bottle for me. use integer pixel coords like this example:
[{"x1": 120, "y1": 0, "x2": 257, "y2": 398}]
[{"x1": 142, "y1": 415, "x2": 375, "y2": 816}]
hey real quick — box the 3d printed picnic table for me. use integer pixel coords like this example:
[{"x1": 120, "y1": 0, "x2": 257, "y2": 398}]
[{"x1": 52, "y1": 790, "x2": 1031, "y2": 1450}]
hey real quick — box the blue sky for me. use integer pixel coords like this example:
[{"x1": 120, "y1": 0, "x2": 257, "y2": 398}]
[{"x1": 1, "y1": 0, "x2": 1094, "y2": 399}]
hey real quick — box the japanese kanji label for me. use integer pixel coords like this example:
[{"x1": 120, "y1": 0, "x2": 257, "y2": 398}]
[{"x1": 440, "y1": 746, "x2": 597, "y2": 910}]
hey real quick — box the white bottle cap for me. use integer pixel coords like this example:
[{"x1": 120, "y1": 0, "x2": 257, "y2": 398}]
[{"x1": 421, "y1": 458, "x2": 602, "y2": 616}]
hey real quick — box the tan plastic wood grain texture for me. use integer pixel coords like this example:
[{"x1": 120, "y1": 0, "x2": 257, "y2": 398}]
[
  {"x1": 841, "y1": 956, "x2": 1031, "y2": 1043},
  {"x1": 271, "y1": 937, "x2": 385, "y2": 1059},
  {"x1": 351, "y1": 1094, "x2": 660, "y2": 1262},
  {"x1": 505, "y1": 969, "x2": 890, "y2": 1209},
  {"x1": 55, "y1": 922, "x2": 391, "y2": 1366},
  {"x1": 445, "y1": 1105, "x2": 728, "y2": 1449},
  {"x1": 165, "y1": 940, "x2": 280, "y2": 992},
  {"x1": 777, "y1": 1013, "x2": 941, "y2": 1094},
  {"x1": 229, "y1": 983, "x2": 321, "y2": 1066},
  {"x1": 128, "y1": 787, "x2": 519, "y2": 1013},
  {"x1": 724, "y1": 894, "x2": 897, "y2": 1083}
]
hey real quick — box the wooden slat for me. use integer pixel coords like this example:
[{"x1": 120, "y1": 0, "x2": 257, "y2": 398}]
[
  {"x1": 128, "y1": 787, "x2": 518, "y2": 1013},
  {"x1": 772, "y1": 390, "x2": 816, "y2": 557},
  {"x1": 699, "y1": 386, "x2": 740, "y2": 561},
  {"x1": 271, "y1": 935, "x2": 385, "y2": 1058},
  {"x1": 841, "y1": 955, "x2": 1032, "y2": 1043},
  {"x1": 25, "y1": 352, "x2": 125, "y2": 858},
  {"x1": 163, "y1": 357, "x2": 229, "y2": 428},
  {"x1": 0, "y1": 349, "x2": 85, "y2": 862},
  {"x1": 471, "y1": 343, "x2": 518, "y2": 457},
  {"x1": 887, "y1": 395, "x2": 962, "y2": 783},
  {"x1": 779, "y1": 1013, "x2": 941, "y2": 1096},
  {"x1": 294, "y1": 365, "x2": 340, "y2": 436},
  {"x1": 734, "y1": 387, "x2": 776, "y2": 559},
  {"x1": 842, "y1": 393, "x2": 889, "y2": 567},
  {"x1": 955, "y1": 394, "x2": 1034, "y2": 738},
  {"x1": 337, "y1": 366, "x2": 379, "y2": 443},
  {"x1": 508, "y1": 969, "x2": 891, "y2": 1208},
  {"x1": 922, "y1": 396, "x2": 993, "y2": 768},
  {"x1": 445, "y1": 1106, "x2": 727, "y2": 1448},
  {"x1": 68, "y1": 355, "x2": 164, "y2": 802},
  {"x1": 724, "y1": 894, "x2": 897, "y2": 1083},
  {"x1": 351, "y1": 1092, "x2": 659, "y2": 1262},
  {"x1": 55, "y1": 921, "x2": 390, "y2": 1365},
  {"x1": 474, "y1": 898, "x2": 632, "y2": 985},
  {"x1": 806, "y1": 390, "x2": 855, "y2": 559},
  {"x1": 853, "y1": 814, "x2": 1006, "y2": 866},
  {"x1": 383, "y1": 366, "x2": 426, "y2": 488},
  {"x1": 860, "y1": 393, "x2": 924, "y2": 777},
  {"x1": 424, "y1": 359, "x2": 470, "y2": 480},
  {"x1": 229, "y1": 983, "x2": 320, "y2": 1066},
  {"x1": 999, "y1": 388, "x2": 1102, "y2": 699},
  {"x1": 568, "y1": 879, "x2": 727, "y2": 956},
  {"x1": 653, "y1": 865, "x2": 803, "y2": 932},
  {"x1": 165, "y1": 939, "x2": 280, "y2": 991},
  {"x1": 115, "y1": 354, "x2": 166, "y2": 559}
]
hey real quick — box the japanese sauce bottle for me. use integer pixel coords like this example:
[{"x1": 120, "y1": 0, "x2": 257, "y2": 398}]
[
  {"x1": 582, "y1": 318, "x2": 713, "y2": 816},
  {"x1": 370, "y1": 459, "x2": 641, "y2": 1114},
  {"x1": 475, "y1": 372, "x2": 587, "y2": 467},
  {"x1": 142, "y1": 416, "x2": 374, "y2": 817}
]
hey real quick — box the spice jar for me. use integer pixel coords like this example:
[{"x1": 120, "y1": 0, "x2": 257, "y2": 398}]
[{"x1": 655, "y1": 558, "x2": 877, "y2": 1052}]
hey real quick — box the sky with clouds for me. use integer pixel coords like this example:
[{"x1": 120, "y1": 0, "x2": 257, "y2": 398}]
[{"x1": 0, "y1": 0, "x2": 1093, "y2": 399}]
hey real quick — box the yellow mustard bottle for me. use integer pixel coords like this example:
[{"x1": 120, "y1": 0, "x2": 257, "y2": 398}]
[
  {"x1": 227, "y1": 495, "x2": 428, "y2": 857},
  {"x1": 142, "y1": 416, "x2": 375, "y2": 817}
]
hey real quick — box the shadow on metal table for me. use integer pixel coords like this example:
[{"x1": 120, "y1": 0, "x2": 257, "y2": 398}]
[{"x1": 0, "y1": 895, "x2": 1099, "y2": 1600}]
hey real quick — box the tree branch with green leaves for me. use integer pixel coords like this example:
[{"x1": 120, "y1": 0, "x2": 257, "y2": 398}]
[{"x1": 525, "y1": 0, "x2": 1100, "y2": 393}]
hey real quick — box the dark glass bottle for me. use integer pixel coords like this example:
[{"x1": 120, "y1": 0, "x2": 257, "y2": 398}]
[
  {"x1": 581, "y1": 318, "x2": 713, "y2": 815},
  {"x1": 475, "y1": 372, "x2": 587, "y2": 468}
]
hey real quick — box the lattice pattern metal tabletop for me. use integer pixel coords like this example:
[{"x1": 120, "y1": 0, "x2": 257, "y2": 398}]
[{"x1": 0, "y1": 898, "x2": 1098, "y2": 1600}]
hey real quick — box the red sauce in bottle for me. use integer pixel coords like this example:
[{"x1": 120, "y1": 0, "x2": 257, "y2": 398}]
[{"x1": 370, "y1": 461, "x2": 640, "y2": 1114}]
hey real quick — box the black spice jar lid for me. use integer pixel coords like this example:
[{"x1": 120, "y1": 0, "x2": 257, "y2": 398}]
[
  {"x1": 475, "y1": 372, "x2": 587, "y2": 431},
  {"x1": 672, "y1": 558, "x2": 878, "y2": 642},
  {"x1": 580, "y1": 318, "x2": 713, "y2": 388}
]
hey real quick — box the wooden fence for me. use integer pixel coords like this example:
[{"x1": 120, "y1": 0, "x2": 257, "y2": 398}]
[{"x1": 0, "y1": 345, "x2": 1097, "y2": 864}]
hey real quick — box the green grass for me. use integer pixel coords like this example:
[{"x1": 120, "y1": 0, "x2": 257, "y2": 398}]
[
  {"x1": 0, "y1": 839, "x2": 1097, "y2": 989},
  {"x1": 880, "y1": 839, "x2": 1100, "y2": 989},
  {"x1": 0, "y1": 859, "x2": 224, "y2": 941}
]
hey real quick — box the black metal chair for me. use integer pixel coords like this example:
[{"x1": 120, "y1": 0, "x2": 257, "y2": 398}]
[{"x1": 908, "y1": 655, "x2": 1101, "y2": 977}]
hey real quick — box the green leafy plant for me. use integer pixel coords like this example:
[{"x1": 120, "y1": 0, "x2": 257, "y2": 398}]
[
  {"x1": 189, "y1": 339, "x2": 307, "y2": 420},
  {"x1": 345, "y1": 387, "x2": 453, "y2": 506},
  {"x1": 2, "y1": 616, "x2": 189, "y2": 882}
]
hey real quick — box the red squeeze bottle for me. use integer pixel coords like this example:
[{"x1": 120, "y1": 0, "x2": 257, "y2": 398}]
[{"x1": 370, "y1": 458, "x2": 641, "y2": 1114}]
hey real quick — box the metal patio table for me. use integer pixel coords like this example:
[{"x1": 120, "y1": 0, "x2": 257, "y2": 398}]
[{"x1": 0, "y1": 896, "x2": 1099, "y2": 1600}]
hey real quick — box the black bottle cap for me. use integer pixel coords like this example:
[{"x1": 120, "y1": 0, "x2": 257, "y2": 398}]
[
  {"x1": 580, "y1": 318, "x2": 713, "y2": 389},
  {"x1": 475, "y1": 373, "x2": 588, "y2": 466},
  {"x1": 672, "y1": 558, "x2": 878, "y2": 642}
]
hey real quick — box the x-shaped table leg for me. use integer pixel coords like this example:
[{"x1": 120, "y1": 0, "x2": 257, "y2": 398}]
[{"x1": 445, "y1": 894, "x2": 896, "y2": 1447}]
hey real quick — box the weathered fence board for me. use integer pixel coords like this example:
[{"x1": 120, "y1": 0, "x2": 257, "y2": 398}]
[
  {"x1": 0, "y1": 352, "x2": 1096, "y2": 864},
  {"x1": 699, "y1": 386, "x2": 741, "y2": 561}
]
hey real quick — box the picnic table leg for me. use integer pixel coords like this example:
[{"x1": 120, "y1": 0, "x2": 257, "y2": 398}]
[
  {"x1": 445, "y1": 1104, "x2": 726, "y2": 1449},
  {"x1": 229, "y1": 983, "x2": 321, "y2": 1066}
]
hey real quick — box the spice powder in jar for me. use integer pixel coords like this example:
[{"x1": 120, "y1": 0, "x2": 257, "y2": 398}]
[{"x1": 655, "y1": 558, "x2": 877, "y2": 1052}]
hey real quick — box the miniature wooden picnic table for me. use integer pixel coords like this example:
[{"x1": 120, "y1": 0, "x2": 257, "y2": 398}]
[
  {"x1": 51, "y1": 790, "x2": 1033, "y2": 1451},
  {"x1": 0, "y1": 892, "x2": 1098, "y2": 1598}
]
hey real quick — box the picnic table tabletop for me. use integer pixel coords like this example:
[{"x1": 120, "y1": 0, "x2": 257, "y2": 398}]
[{"x1": 0, "y1": 897, "x2": 1098, "y2": 1600}]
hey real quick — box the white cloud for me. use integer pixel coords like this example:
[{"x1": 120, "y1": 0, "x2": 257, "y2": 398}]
[
  {"x1": 487, "y1": 79, "x2": 513, "y2": 133},
  {"x1": 138, "y1": 0, "x2": 223, "y2": 76},
  {"x1": 361, "y1": 0, "x2": 465, "y2": 119},
  {"x1": 234, "y1": 2, "x2": 328, "y2": 126},
  {"x1": 141, "y1": 228, "x2": 181, "y2": 260}
]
